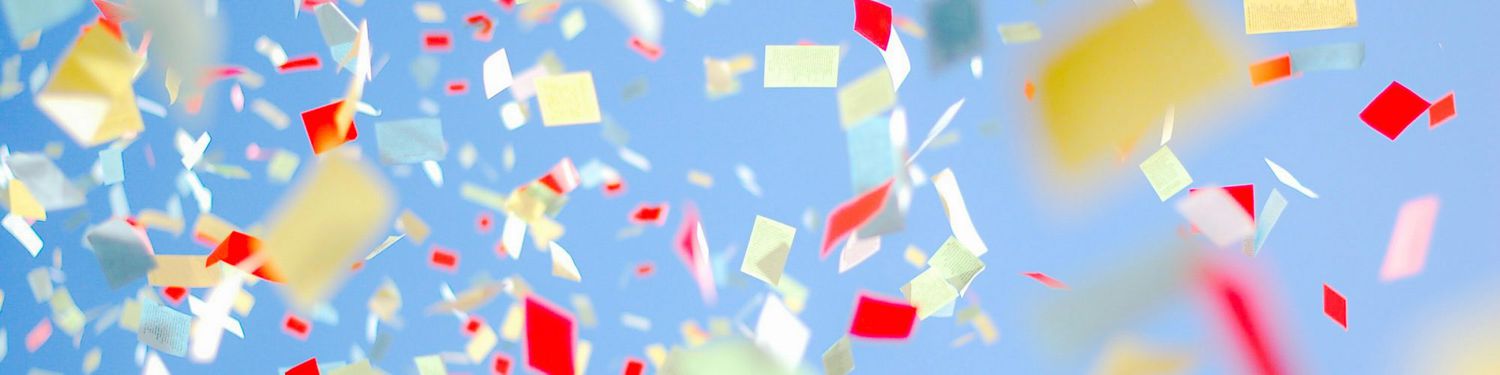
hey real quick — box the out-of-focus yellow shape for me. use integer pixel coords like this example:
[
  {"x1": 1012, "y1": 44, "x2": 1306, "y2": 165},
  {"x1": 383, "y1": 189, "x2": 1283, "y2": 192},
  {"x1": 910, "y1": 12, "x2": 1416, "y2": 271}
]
[
  {"x1": 466, "y1": 324, "x2": 497, "y2": 363},
  {"x1": 772, "y1": 275, "x2": 809, "y2": 313},
  {"x1": 705, "y1": 54, "x2": 754, "y2": 99},
  {"x1": 35, "y1": 23, "x2": 145, "y2": 148},
  {"x1": 137, "y1": 210, "x2": 183, "y2": 236},
  {"x1": 535, "y1": 72, "x2": 602, "y2": 126},
  {"x1": 1037, "y1": 0, "x2": 1237, "y2": 171},
  {"x1": 397, "y1": 210, "x2": 430, "y2": 245},
  {"x1": 762, "y1": 45, "x2": 839, "y2": 88},
  {"x1": 191, "y1": 213, "x2": 238, "y2": 246},
  {"x1": 50, "y1": 288, "x2": 85, "y2": 336},
  {"x1": 575, "y1": 339, "x2": 593, "y2": 375},
  {"x1": 8, "y1": 180, "x2": 46, "y2": 220},
  {"x1": 686, "y1": 169, "x2": 714, "y2": 188},
  {"x1": 550, "y1": 242, "x2": 582, "y2": 282},
  {"x1": 260, "y1": 155, "x2": 394, "y2": 310},
  {"x1": 837, "y1": 67, "x2": 895, "y2": 128},
  {"x1": 681, "y1": 320, "x2": 710, "y2": 347},
  {"x1": 1139, "y1": 146, "x2": 1192, "y2": 201},
  {"x1": 414, "y1": 354, "x2": 447, "y2": 375},
  {"x1": 82, "y1": 347, "x2": 101, "y2": 374},
  {"x1": 329, "y1": 360, "x2": 388, "y2": 375},
  {"x1": 903, "y1": 245, "x2": 927, "y2": 268},
  {"x1": 146, "y1": 255, "x2": 223, "y2": 287},
  {"x1": 232, "y1": 289, "x2": 255, "y2": 316},
  {"x1": 500, "y1": 301, "x2": 524, "y2": 342},
  {"x1": 367, "y1": 279, "x2": 401, "y2": 323},
  {"x1": 1244, "y1": 0, "x2": 1357, "y2": 34},
  {"x1": 645, "y1": 343, "x2": 669, "y2": 368},
  {"x1": 1088, "y1": 334, "x2": 1193, "y2": 375}
]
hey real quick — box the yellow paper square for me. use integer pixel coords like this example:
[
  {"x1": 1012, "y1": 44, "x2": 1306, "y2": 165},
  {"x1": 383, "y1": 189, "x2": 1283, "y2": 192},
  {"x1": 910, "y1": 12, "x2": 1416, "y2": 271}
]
[
  {"x1": 146, "y1": 255, "x2": 224, "y2": 287},
  {"x1": 1139, "y1": 146, "x2": 1192, "y2": 201},
  {"x1": 535, "y1": 72, "x2": 602, "y2": 126},
  {"x1": 837, "y1": 67, "x2": 895, "y2": 128},
  {"x1": 1244, "y1": 0, "x2": 1358, "y2": 34},
  {"x1": 261, "y1": 155, "x2": 394, "y2": 310},
  {"x1": 35, "y1": 24, "x2": 145, "y2": 147},
  {"x1": 740, "y1": 215, "x2": 795, "y2": 286},
  {"x1": 466, "y1": 325, "x2": 498, "y2": 363},
  {"x1": 763, "y1": 45, "x2": 839, "y2": 88},
  {"x1": 8, "y1": 180, "x2": 45, "y2": 220}
]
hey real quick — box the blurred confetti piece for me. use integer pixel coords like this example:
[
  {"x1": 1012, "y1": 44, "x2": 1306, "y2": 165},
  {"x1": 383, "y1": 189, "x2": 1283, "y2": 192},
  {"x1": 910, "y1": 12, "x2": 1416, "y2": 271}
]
[
  {"x1": 837, "y1": 232, "x2": 881, "y2": 273},
  {"x1": 1188, "y1": 184, "x2": 1256, "y2": 222},
  {"x1": 301, "y1": 100, "x2": 359, "y2": 155},
  {"x1": 762, "y1": 45, "x2": 839, "y2": 88},
  {"x1": 1253, "y1": 189, "x2": 1288, "y2": 255},
  {"x1": 535, "y1": 72, "x2": 602, "y2": 126},
  {"x1": 823, "y1": 336, "x2": 854, "y2": 375},
  {"x1": 821, "y1": 179, "x2": 892, "y2": 257},
  {"x1": 686, "y1": 170, "x2": 714, "y2": 189},
  {"x1": 932, "y1": 169, "x2": 988, "y2": 256},
  {"x1": 1243, "y1": 0, "x2": 1358, "y2": 34},
  {"x1": 140, "y1": 300, "x2": 191, "y2": 356},
  {"x1": 1140, "y1": 147, "x2": 1193, "y2": 201},
  {"x1": 1359, "y1": 81, "x2": 1430, "y2": 141},
  {"x1": 25, "y1": 318, "x2": 50, "y2": 352},
  {"x1": 1160, "y1": 106, "x2": 1174, "y2": 146},
  {"x1": 3, "y1": 213, "x2": 43, "y2": 256},
  {"x1": 1380, "y1": 195, "x2": 1439, "y2": 282},
  {"x1": 525, "y1": 295, "x2": 576, "y2": 375},
  {"x1": 853, "y1": 0, "x2": 892, "y2": 50},
  {"x1": 1087, "y1": 334, "x2": 1194, "y2": 375},
  {"x1": 903, "y1": 245, "x2": 927, "y2": 268},
  {"x1": 754, "y1": 295, "x2": 809, "y2": 371},
  {"x1": 997, "y1": 22, "x2": 1041, "y2": 44},
  {"x1": 735, "y1": 164, "x2": 763, "y2": 197},
  {"x1": 1290, "y1": 42, "x2": 1363, "y2": 72},
  {"x1": 1324, "y1": 283, "x2": 1347, "y2": 330},
  {"x1": 1249, "y1": 54, "x2": 1292, "y2": 87},
  {"x1": 560, "y1": 8, "x2": 586, "y2": 40},
  {"x1": 484, "y1": 49, "x2": 514, "y2": 99},
  {"x1": 1264, "y1": 158, "x2": 1318, "y2": 199},
  {"x1": 908, "y1": 98, "x2": 965, "y2": 165},
  {"x1": 1023, "y1": 272, "x2": 1070, "y2": 290},
  {"x1": 848, "y1": 292, "x2": 917, "y2": 339},
  {"x1": 1428, "y1": 91, "x2": 1455, "y2": 128},
  {"x1": 550, "y1": 242, "x2": 582, "y2": 282},
  {"x1": 1175, "y1": 187, "x2": 1254, "y2": 247},
  {"x1": 742, "y1": 215, "x2": 796, "y2": 286},
  {"x1": 35, "y1": 21, "x2": 145, "y2": 148},
  {"x1": 837, "y1": 67, "x2": 896, "y2": 128},
  {"x1": 375, "y1": 118, "x2": 447, "y2": 164},
  {"x1": 1200, "y1": 257, "x2": 1287, "y2": 375},
  {"x1": 430, "y1": 247, "x2": 459, "y2": 272}
]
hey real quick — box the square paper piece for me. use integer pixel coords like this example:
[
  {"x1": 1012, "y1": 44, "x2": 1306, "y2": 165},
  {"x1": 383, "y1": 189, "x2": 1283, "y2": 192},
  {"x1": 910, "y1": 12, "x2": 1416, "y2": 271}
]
[{"x1": 535, "y1": 72, "x2": 602, "y2": 126}]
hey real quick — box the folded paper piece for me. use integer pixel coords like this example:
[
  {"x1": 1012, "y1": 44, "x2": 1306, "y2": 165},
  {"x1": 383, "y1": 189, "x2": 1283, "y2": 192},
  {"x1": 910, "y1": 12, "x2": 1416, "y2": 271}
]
[
  {"x1": 881, "y1": 29, "x2": 910, "y2": 90},
  {"x1": 314, "y1": 2, "x2": 358, "y2": 69},
  {"x1": 837, "y1": 67, "x2": 896, "y2": 128},
  {"x1": 1290, "y1": 42, "x2": 1364, "y2": 72},
  {"x1": 1429, "y1": 92, "x2": 1456, "y2": 128},
  {"x1": 1, "y1": 0, "x2": 84, "y2": 39},
  {"x1": 849, "y1": 293, "x2": 917, "y2": 339},
  {"x1": 1023, "y1": 272, "x2": 1069, "y2": 289},
  {"x1": 1244, "y1": 0, "x2": 1358, "y2": 34},
  {"x1": 823, "y1": 335, "x2": 854, "y2": 375},
  {"x1": 1038, "y1": 0, "x2": 1237, "y2": 170},
  {"x1": 9, "y1": 153, "x2": 84, "y2": 211},
  {"x1": 535, "y1": 72, "x2": 602, "y2": 126},
  {"x1": 1140, "y1": 147, "x2": 1192, "y2": 201},
  {"x1": 1175, "y1": 187, "x2": 1255, "y2": 247},
  {"x1": 821, "y1": 179, "x2": 892, "y2": 257},
  {"x1": 525, "y1": 296, "x2": 576, "y2": 375},
  {"x1": 927, "y1": 236, "x2": 985, "y2": 294},
  {"x1": 261, "y1": 155, "x2": 394, "y2": 310},
  {"x1": 376, "y1": 118, "x2": 447, "y2": 164},
  {"x1": 36, "y1": 21, "x2": 145, "y2": 148},
  {"x1": 86, "y1": 219, "x2": 158, "y2": 289},
  {"x1": 763, "y1": 45, "x2": 839, "y2": 88},
  {"x1": 1324, "y1": 283, "x2": 1347, "y2": 330},
  {"x1": 997, "y1": 22, "x2": 1041, "y2": 44},
  {"x1": 550, "y1": 242, "x2": 582, "y2": 282},
  {"x1": 302, "y1": 100, "x2": 359, "y2": 155},
  {"x1": 208, "y1": 231, "x2": 282, "y2": 282},
  {"x1": 1360, "y1": 81, "x2": 1430, "y2": 141},
  {"x1": 1249, "y1": 54, "x2": 1292, "y2": 87},
  {"x1": 754, "y1": 295, "x2": 809, "y2": 371},
  {"x1": 742, "y1": 215, "x2": 796, "y2": 286},
  {"x1": 1381, "y1": 195, "x2": 1439, "y2": 282},
  {"x1": 932, "y1": 169, "x2": 988, "y2": 256},
  {"x1": 1264, "y1": 158, "x2": 1318, "y2": 199},
  {"x1": 853, "y1": 0, "x2": 892, "y2": 50},
  {"x1": 3, "y1": 213, "x2": 43, "y2": 257},
  {"x1": 484, "y1": 49, "x2": 514, "y2": 99},
  {"x1": 1254, "y1": 189, "x2": 1288, "y2": 255},
  {"x1": 904, "y1": 267, "x2": 958, "y2": 319}
]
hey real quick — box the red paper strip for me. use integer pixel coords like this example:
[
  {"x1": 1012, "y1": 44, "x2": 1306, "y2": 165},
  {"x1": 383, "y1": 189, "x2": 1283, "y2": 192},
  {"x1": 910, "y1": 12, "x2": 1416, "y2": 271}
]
[
  {"x1": 492, "y1": 353, "x2": 514, "y2": 375},
  {"x1": 1201, "y1": 260, "x2": 1286, "y2": 375},
  {"x1": 430, "y1": 247, "x2": 459, "y2": 272},
  {"x1": 283, "y1": 313, "x2": 311, "y2": 341},
  {"x1": 629, "y1": 203, "x2": 670, "y2": 226},
  {"x1": 634, "y1": 262, "x2": 654, "y2": 278},
  {"x1": 853, "y1": 0, "x2": 892, "y2": 50},
  {"x1": 622, "y1": 357, "x2": 646, "y2": 375},
  {"x1": 161, "y1": 286, "x2": 188, "y2": 305},
  {"x1": 1428, "y1": 91, "x2": 1455, "y2": 128},
  {"x1": 1359, "y1": 81, "x2": 1430, "y2": 141},
  {"x1": 848, "y1": 293, "x2": 917, "y2": 339},
  {"x1": 278, "y1": 55, "x2": 323, "y2": 73},
  {"x1": 603, "y1": 178, "x2": 626, "y2": 197},
  {"x1": 423, "y1": 31, "x2": 453, "y2": 52},
  {"x1": 673, "y1": 203, "x2": 700, "y2": 269},
  {"x1": 537, "y1": 158, "x2": 581, "y2": 195},
  {"x1": 446, "y1": 80, "x2": 470, "y2": 95},
  {"x1": 301, "y1": 100, "x2": 358, "y2": 155},
  {"x1": 1022, "y1": 272, "x2": 1070, "y2": 290},
  {"x1": 287, "y1": 358, "x2": 320, "y2": 375},
  {"x1": 208, "y1": 231, "x2": 283, "y2": 282},
  {"x1": 467, "y1": 12, "x2": 495, "y2": 41},
  {"x1": 628, "y1": 37, "x2": 662, "y2": 61},
  {"x1": 525, "y1": 296, "x2": 576, "y2": 375},
  {"x1": 1249, "y1": 54, "x2": 1292, "y2": 87},
  {"x1": 25, "y1": 318, "x2": 51, "y2": 353},
  {"x1": 1324, "y1": 283, "x2": 1347, "y2": 331},
  {"x1": 821, "y1": 179, "x2": 893, "y2": 257}
]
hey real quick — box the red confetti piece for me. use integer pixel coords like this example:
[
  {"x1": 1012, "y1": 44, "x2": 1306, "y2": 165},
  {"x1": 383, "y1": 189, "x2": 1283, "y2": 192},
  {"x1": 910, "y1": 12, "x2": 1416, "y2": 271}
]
[
  {"x1": 1024, "y1": 80, "x2": 1035, "y2": 102},
  {"x1": 1021, "y1": 272, "x2": 1070, "y2": 290},
  {"x1": 464, "y1": 316, "x2": 484, "y2": 337},
  {"x1": 161, "y1": 286, "x2": 188, "y2": 305},
  {"x1": 673, "y1": 203, "x2": 701, "y2": 269},
  {"x1": 603, "y1": 178, "x2": 626, "y2": 197},
  {"x1": 848, "y1": 293, "x2": 918, "y2": 340},
  {"x1": 422, "y1": 31, "x2": 452, "y2": 52},
  {"x1": 622, "y1": 357, "x2": 646, "y2": 375},
  {"x1": 537, "y1": 158, "x2": 581, "y2": 195},
  {"x1": 492, "y1": 353, "x2": 513, "y2": 375},
  {"x1": 278, "y1": 55, "x2": 323, "y2": 73},
  {"x1": 94, "y1": 0, "x2": 132, "y2": 23},
  {"x1": 467, "y1": 12, "x2": 494, "y2": 41},
  {"x1": 1249, "y1": 54, "x2": 1292, "y2": 87},
  {"x1": 821, "y1": 179, "x2": 893, "y2": 257},
  {"x1": 628, "y1": 37, "x2": 662, "y2": 61},
  {"x1": 287, "y1": 357, "x2": 320, "y2": 375},
  {"x1": 283, "y1": 313, "x2": 311, "y2": 341},
  {"x1": 446, "y1": 80, "x2": 470, "y2": 95},
  {"x1": 1359, "y1": 81, "x2": 1430, "y2": 141},
  {"x1": 629, "y1": 203, "x2": 669, "y2": 226},
  {"x1": 302, "y1": 0, "x2": 334, "y2": 9},
  {"x1": 478, "y1": 212, "x2": 494, "y2": 233},
  {"x1": 634, "y1": 262, "x2": 654, "y2": 278},
  {"x1": 430, "y1": 247, "x2": 459, "y2": 272},
  {"x1": 1428, "y1": 91, "x2": 1455, "y2": 128},
  {"x1": 1324, "y1": 283, "x2": 1347, "y2": 331},
  {"x1": 25, "y1": 318, "x2": 51, "y2": 353},
  {"x1": 1189, "y1": 184, "x2": 1256, "y2": 221},
  {"x1": 1201, "y1": 259, "x2": 1286, "y2": 375},
  {"x1": 208, "y1": 231, "x2": 283, "y2": 282},
  {"x1": 853, "y1": 0, "x2": 892, "y2": 50},
  {"x1": 301, "y1": 100, "x2": 358, "y2": 155},
  {"x1": 498, "y1": 0, "x2": 516, "y2": 11},
  {"x1": 525, "y1": 296, "x2": 576, "y2": 375}
]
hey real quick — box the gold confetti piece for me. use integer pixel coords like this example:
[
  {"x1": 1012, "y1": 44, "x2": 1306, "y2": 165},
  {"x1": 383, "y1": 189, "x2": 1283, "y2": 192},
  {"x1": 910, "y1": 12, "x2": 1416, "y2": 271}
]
[
  {"x1": 1139, "y1": 146, "x2": 1192, "y2": 201},
  {"x1": 837, "y1": 67, "x2": 896, "y2": 128},
  {"x1": 535, "y1": 72, "x2": 602, "y2": 126},
  {"x1": 36, "y1": 22, "x2": 145, "y2": 147},
  {"x1": 686, "y1": 169, "x2": 714, "y2": 189},
  {"x1": 146, "y1": 255, "x2": 224, "y2": 288},
  {"x1": 1244, "y1": 0, "x2": 1357, "y2": 34}
]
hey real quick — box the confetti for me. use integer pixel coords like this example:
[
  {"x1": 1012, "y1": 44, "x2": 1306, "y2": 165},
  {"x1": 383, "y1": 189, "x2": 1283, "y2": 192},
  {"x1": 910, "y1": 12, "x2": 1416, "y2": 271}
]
[{"x1": 1360, "y1": 81, "x2": 1430, "y2": 141}]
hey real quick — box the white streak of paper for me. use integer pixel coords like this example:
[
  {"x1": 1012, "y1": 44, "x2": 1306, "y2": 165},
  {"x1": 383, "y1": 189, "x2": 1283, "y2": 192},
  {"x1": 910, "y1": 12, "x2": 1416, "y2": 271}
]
[
  {"x1": 753, "y1": 295, "x2": 809, "y2": 372},
  {"x1": 908, "y1": 99, "x2": 965, "y2": 165},
  {"x1": 735, "y1": 164, "x2": 762, "y2": 197},
  {"x1": 501, "y1": 214, "x2": 526, "y2": 260},
  {"x1": 880, "y1": 26, "x2": 910, "y2": 91},
  {"x1": 1160, "y1": 105, "x2": 1174, "y2": 146},
  {"x1": 421, "y1": 160, "x2": 443, "y2": 187},
  {"x1": 1265, "y1": 158, "x2": 1318, "y2": 199},
  {"x1": 931, "y1": 169, "x2": 988, "y2": 256},
  {"x1": 4, "y1": 213, "x2": 43, "y2": 257},
  {"x1": 618, "y1": 147, "x2": 651, "y2": 172},
  {"x1": 837, "y1": 232, "x2": 881, "y2": 274},
  {"x1": 483, "y1": 49, "x2": 514, "y2": 99},
  {"x1": 1254, "y1": 188, "x2": 1287, "y2": 255}
]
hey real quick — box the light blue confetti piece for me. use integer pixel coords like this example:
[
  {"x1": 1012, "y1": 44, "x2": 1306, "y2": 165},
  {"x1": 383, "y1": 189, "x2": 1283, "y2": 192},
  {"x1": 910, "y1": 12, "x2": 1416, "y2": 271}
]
[
  {"x1": 100, "y1": 148, "x2": 124, "y2": 184},
  {"x1": 376, "y1": 118, "x2": 447, "y2": 164},
  {"x1": 138, "y1": 300, "x2": 191, "y2": 357},
  {"x1": 1290, "y1": 42, "x2": 1364, "y2": 73}
]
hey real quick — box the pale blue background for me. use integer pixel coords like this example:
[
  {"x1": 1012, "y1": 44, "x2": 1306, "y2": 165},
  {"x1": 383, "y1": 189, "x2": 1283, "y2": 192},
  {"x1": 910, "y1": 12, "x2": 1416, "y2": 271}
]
[{"x1": 2, "y1": 0, "x2": 1498, "y2": 374}]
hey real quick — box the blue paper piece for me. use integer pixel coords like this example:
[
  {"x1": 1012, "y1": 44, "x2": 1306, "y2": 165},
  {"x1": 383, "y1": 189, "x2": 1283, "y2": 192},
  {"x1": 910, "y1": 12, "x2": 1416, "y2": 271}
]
[
  {"x1": 138, "y1": 300, "x2": 191, "y2": 357},
  {"x1": 86, "y1": 219, "x2": 157, "y2": 289},
  {"x1": 846, "y1": 116, "x2": 897, "y2": 193},
  {"x1": 100, "y1": 148, "x2": 124, "y2": 184},
  {"x1": 1290, "y1": 42, "x2": 1364, "y2": 73},
  {"x1": 375, "y1": 118, "x2": 447, "y2": 164},
  {"x1": 1, "y1": 0, "x2": 85, "y2": 41}
]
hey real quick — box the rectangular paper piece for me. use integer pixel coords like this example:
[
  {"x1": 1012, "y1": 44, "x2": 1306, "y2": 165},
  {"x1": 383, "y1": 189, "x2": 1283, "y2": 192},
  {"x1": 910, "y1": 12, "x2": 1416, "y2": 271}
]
[
  {"x1": 1140, "y1": 146, "x2": 1192, "y2": 201},
  {"x1": 535, "y1": 72, "x2": 602, "y2": 126},
  {"x1": 261, "y1": 156, "x2": 394, "y2": 310},
  {"x1": 741, "y1": 215, "x2": 796, "y2": 286},
  {"x1": 1244, "y1": 0, "x2": 1358, "y2": 34},
  {"x1": 375, "y1": 118, "x2": 447, "y2": 164},
  {"x1": 1290, "y1": 42, "x2": 1363, "y2": 72},
  {"x1": 837, "y1": 67, "x2": 895, "y2": 128},
  {"x1": 1380, "y1": 195, "x2": 1439, "y2": 282},
  {"x1": 1176, "y1": 187, "x2": 1254, "y2": 247},
  {"x1": 763, "y1": 45, "x2": 839, "y2": 88}
]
